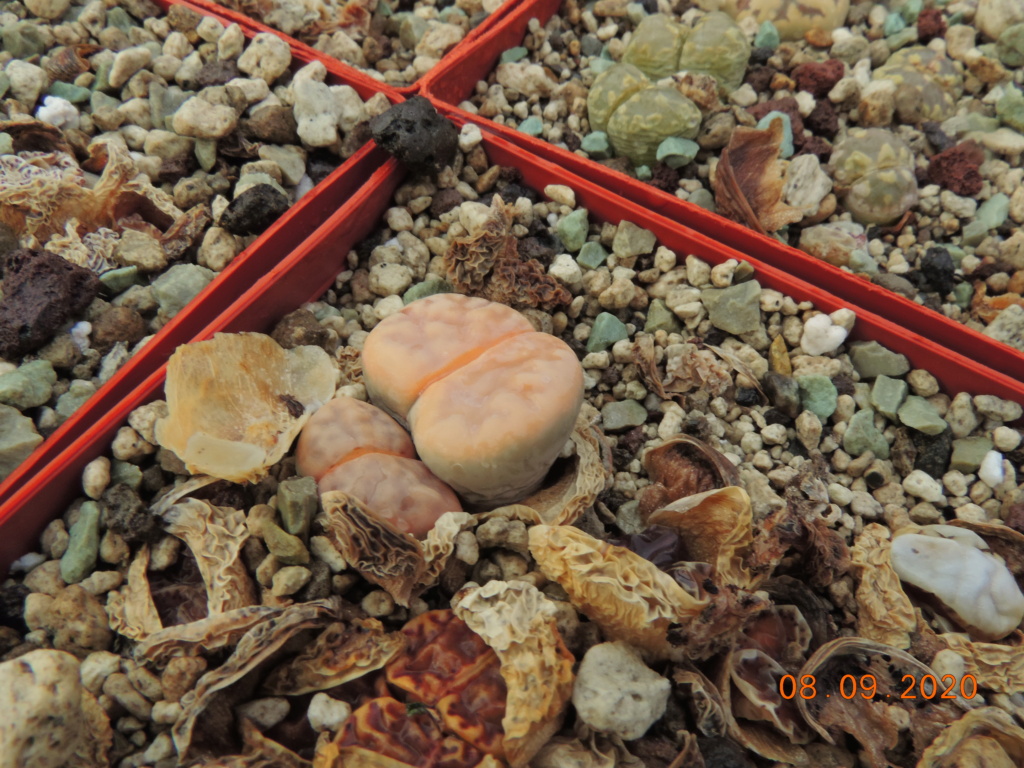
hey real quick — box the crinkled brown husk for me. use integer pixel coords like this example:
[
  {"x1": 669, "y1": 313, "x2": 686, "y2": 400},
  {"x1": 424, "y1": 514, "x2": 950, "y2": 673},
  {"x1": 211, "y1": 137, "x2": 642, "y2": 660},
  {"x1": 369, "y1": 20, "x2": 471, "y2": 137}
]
[
  {"x1": 75, "y1": 688, "x2": 113, "y2": 768},
  {"x1": 107, "y1": 543, "x2": 163, "y2": 641},
  {"x1": 137, "y1": 604, "x2": 282, "y2": 666},
  {"x1": 849, "y1": 523, "x2": 917, "y2": 649},
  {"x1": 917, "y1": 707, "x2": 1024, "y2": 766},
  {"x1": 637, "y1": 436, "x2": 741, "y2": 520},
  {"x1": 940, "y1": 632, "x2": 1024, "y2": 695},
  {"x1": 672, "y1": 663, "x2": 729, "y2": 738},
  {"x1": 453, "y1": 581, "x2": 576, "y2": 768}
]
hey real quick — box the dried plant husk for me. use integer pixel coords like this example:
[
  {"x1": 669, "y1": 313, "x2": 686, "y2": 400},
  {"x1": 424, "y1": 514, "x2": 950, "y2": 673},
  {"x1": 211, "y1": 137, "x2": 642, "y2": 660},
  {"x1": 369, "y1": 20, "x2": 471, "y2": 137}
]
[
  {"x1": 173, "y1": 597, "x2": 341, "y2": 759},
  {"x1": 44, "y1": 44, "x2": 103, "y2": 82},
  {"x1": 453, "y1": 580, "x2": 576, "y2": 768},
  {"x1": 741, "y1": 604, "x2": 813, "y2": 667},
  {"x1": 916, "y1": 707, "x2": 1024, "y2": 767},
  {"x1": 137, "y1": 604, "x2": 283, "y2": 666},
  {"x1": 849, "y1": 523, "x2": 917, "y2": 649},
  {"x1": 160, "y1": 498, "x2": 259, "y2": 615},
  {"x1": 939, "y1": 632, "x2": 1024, "y2": 695},
  {"x1": 637, "y1": 436, "x2": 741, "y2": 520},
  {"x1": 672, "y1": 663, "x2": 729, "y2": 738},
  {"x1": 107, "y1": 543, "x2": 163, "y2": 641},
  {"x1": 263, "y1": 619, "x2": 405, "y2": 695},
  {"x1": 155, "y1": 333, "x2": 336, "y2": 484},
  {"x1": 762, "y1": 576, "x2": 838, "y2": 651},
  {"x1": 795, "y1": 636, "x2": 964, "y2": 766},
  {"x1": 76, "y1": 688, "x2": 114, "y2": 768},
  {"x1": 529, "y1": 524, "x2": 767, "y2": 660},
  {"x1": 0, "y1": 118, "x2": 72, "y2": 154}
]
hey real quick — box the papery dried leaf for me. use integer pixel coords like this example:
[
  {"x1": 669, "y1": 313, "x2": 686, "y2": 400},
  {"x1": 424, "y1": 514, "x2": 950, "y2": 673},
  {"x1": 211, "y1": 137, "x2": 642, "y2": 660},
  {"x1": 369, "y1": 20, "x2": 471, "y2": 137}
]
[
  {"x1": 763, "y1": 576, "x2": 838, "y2": 650},
  {"x1": 44, "y1": 219, "x2": 121, "y2": 273},
  {"x1": 173, "y1": 597, "x2": 341, "y2": 758},
  {"x1": 706, "y1": 344, "x2": 768, "y2": 400},
  {"x1": 850, "y1": 523, "x2": 917, "y2": 649},
  {"x1": 712, "y1": 120, "x2": 804, "y2": 235},
  {"x1": 529, "y1": 736, "x2": 617, "y2": 768},
  {"x1": 107, "y1": 544, "x2": 163, "y2": 641},
  {"x1": 630, "y1": 333, "x2": 670, "y2": 400},
  {"x1": 263, "y1": 619, "x2": 405, "y2": 695},
  {"x1": 647, "y1": 486, "x2": 756, "y2": 589},
  {"x1": 638, "y1": 436, "x2": 741, "y2": 519},
  {"x1": 940, "y1": 633, "x2": 1024, "y2": 695},
  {"x1": 137, "y1": 604, "x2": 282, "y2": 665},
  {"x1": 661, "y1": 342, "x2": 733, "y2": 396},
  {"x1": 236, "y1": 718, "x2": 312, "y2": 768},
  {"x1": 161, "y1": 498, "x2": 259, "y2": 615},
  {"x1": 162, "y1": 204, "x2": 212, "y2": 261},
  {"x1": 421, "y1": 512, "x2": 477, "y2": 588},
  {"x1": 453, "y1": 580, "x2": 576, "y2": 768},
  {"x1": 74, "y1": 688, "x2": 113, "y2": 768},
  {"x1": 672, "y1": 664, "x2": 728, "y2": 737},
  {"x1": 0, "y1": 119, "x2": 72, "y2": 154},
  {"x1": 156, "y1": 333, "x2": 336, "y2": 483},
  {"x1": 815, "y1": 696, "x2": 899, "y2": 768},
  {"x1": 741, "y1": 605, "x2": 813, "y2": 667},
  {"x1": 917, "y1": 707, "x2": 1024, "y2": 767},
  {"x1": 319, "y1": 492, "x2": 427, "y2": 607},
  {"x1": 445, "y1": 196, "x2": 571, "y2": 311},
  {"x1": 43, "y1": 44, "x2": 102, "y2": 83}
]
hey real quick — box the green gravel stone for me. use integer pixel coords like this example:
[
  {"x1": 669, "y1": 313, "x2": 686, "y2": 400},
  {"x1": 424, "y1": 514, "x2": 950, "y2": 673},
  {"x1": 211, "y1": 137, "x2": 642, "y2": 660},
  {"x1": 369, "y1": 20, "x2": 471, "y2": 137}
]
[
  {"x1": 277, "y1": 476, "x2": 317, "y2": 538},
  {"x1": 848, "y1": 249, "x2": 878, "y2": 273},
  {"x1": 403, "y1": 277, "x2": 453, "y2": 304},
  {"x1": 688, "y1": 188, "x2": 716, "y2": 211},
  {"x1": 92, "y1": 61, "x2": 113, "y2": 93},
  {"x1": 588, "y1": 312, "x2": 629, "y2": 353},
  {"x1": 0, "y1": 405, "x2": 42, "y2": 480},
  {"x1": 887, "y1": 27, "x2": 919, "y2": 50},
  {"x1": 500, "y1": 46, "x2": 529, "y2": 63},
  {"x1": 99, "y1": 266, "x2": 140, "y2": 295},
  {"x1": 997, "y1": 24, "x2": 1024, "y2": 67},
  {"x1": 2, "y1": 22, "x2": 47, "y2": 59},
  {"x1": 557, "y1": 208, "x2": 589, "y2": 252},
  {"x1": 843, "y1": 408, "x2": 890, "y2": 459},
  {"x1": 997, "y1": 84, "x2": 1024, "y2": 132},
  {"x1": 635, "y1": 165, "x2": 652, "y2": 180},
  {"x1": 601, "y1": 399, "x2": 648, "y2": 431},
  {"x1": 48, "y1": 81, "x2": 91, "y2": 103},
  {"x1": 733, "y1": 260, "x2": 755, "y2": 283},
  {"x1": 110, "y1": 460, "x2": 143, "y2": 491},
  {"x1": 612, "y1": 220, "x2": 656, "y2": 260},
  {"x1": 869, "y1": 374, "x2": 908, "y2": 420},
  {"x1": 518, "y1": 116, "x2": 543, "y2": 137},
  {"x1": 900, "y1": 0, "x2": 922, "y2": 22},
  {"x1": 152, "y1": 264, "x2": 215, "y2": 319},
  {"x1": 656, "y1": 136, "x2": 699, "y2": 169},
  {"x1": 797, "y1": 374, "x2": 838, "y2": 420},
  {"x1": 644, "y1": 298, "x2": 681, "y2": 334},
  {"x1": 90, "y1": 90, "x2": 120, "y2": 112},
  {"x1": 950, "y1": 436, "x2": 994, "y2": 473},
  {"x1": 953, "y1": 281, "x2": 973, "y2": 309},
  {"x1": 848, "y1": 341, "x2": 910, "y2": 379},
  {"x1": 263, "y1": 521, "x2": 310, "y2": 565},
  {"x1": 962, "y1": 193, "x2": 1010, "y2": 245},
  {"x1": 702, "y1": 279, "x2": 762, "y2": 335},
  {"x1": 0, "y1": 74, "x2": 8, "y2": 101},
  {"x1": 55, "y1": 380, "x2": 96, "y2": 421},
  {"x1": 60, "y1": 500, "x2": 101, "y2": 584},
  {"x1": 897, "y1": 395, "x2": 947, "y2": 435},
  {"x1": 106, "y1": 7, "x2": 136, "y2": 31},
  {"x1": 754, "y1": 20, "x2": 780, "y2": 49},
  {"x1": 577, "y1": 241, "x2": 608, "y2": 269},
  {"x1": 0, "y1": 360, "x2": 57, "y2": 410},
  {"x1": 581, "y1": 131, "x2": 611, "y2": 159},
  {"x1": 399, "y1": 15, "x2": 428, "y2": 49}
]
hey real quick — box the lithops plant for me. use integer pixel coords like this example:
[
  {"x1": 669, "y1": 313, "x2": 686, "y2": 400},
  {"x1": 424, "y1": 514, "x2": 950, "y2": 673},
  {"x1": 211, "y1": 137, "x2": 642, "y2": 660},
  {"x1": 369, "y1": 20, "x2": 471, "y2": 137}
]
[
  {"x1": 362, "y1": 293, "x2": 584, "y2": 507},
  {"x1": 872, "y1": 47, "x2": 962, "y2": 124},
  {"x1": 622, "y1": 14, "x2": 689, "y2": 80},
  {"x1": 716, "y1": 0, "x2": 850, "y2": 41},
  {"x1": 829, "y1": 128, "x2": 918, "y2": 225},
  {"x1": 676, "y1": 12, "x2": 751, "y2": 94}
]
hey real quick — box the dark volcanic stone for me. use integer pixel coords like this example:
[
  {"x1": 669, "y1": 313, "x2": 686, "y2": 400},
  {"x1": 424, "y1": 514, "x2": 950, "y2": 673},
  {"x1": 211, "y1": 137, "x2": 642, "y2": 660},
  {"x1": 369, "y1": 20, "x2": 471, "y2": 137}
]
[
  {"x1": 744, "y1": 64, "x2": 776, "y2": 92},
  {"x1": 220, "y1": 184, "x2": 290, "y2": 236},
  {"x1": 749, "y1": 47, "x2": 774, "y2": 65},
  {"x1": 104, "y1": 484, "x2": 162, "y2": 544},
  {"x1": 805, "y1": 99, "x2": 838, "y2": 139},
  {"x1": 916, "y1": 7, "x2": 947, "y2": 43},
  {"x1": 0, "y1": 583, "x2": 30, "y2": 633},
  {"x1": 927, "y1": 141, "x2": 984, "y2": 196},
  {"x1": 192, "y1": 59, "x2": 241, "y2": 88},
  {"x1": 796, "y1": 135, "x2": 833, "y2": 161},
  {"x1": 429, "y1": 187, "x2": 464, "y2": 216},
  {"x1": 921, "y1": 247, "x2": 955, "y2": 296},
  {"x1": 872, "y1": 272, "x2": 919, "y2": 299},
  {"x1": 0, "y1": 249, "x2": 100, "y2": 358},
  {"x1": 0, "y1": 223, "x2": 19, "y2": 261},
  {"x1": 792, "y1": 59, "x2": 845, "y2": 98},
  {"x1": 91, "y1": 306, "x2": 147, "y2": 353},
  {"x1": 369, "y1": 96, "x2": 458, "y2": 174},
  {"x1": 763, "y1": 372, "x2": 801, "y2": 418},
  {"x1": 735, "y1": 387, "x2": 759, "y2": 406},
  {"x1": 306, "y1": 150, "x2": 341, "y2": 185},
  {"x1": 518, "y1": 236, "x2": 557, "y2": 262},
  {"x1": 921, "y1": 121, "x2": 955, "y2": 152},
  {"x1": 271, "y1": 308, "x2": 331, "y2": 350},
  {"x1": 241, "y1": 105, "x2": 299, "y2": 145},
  {"x1": 648, "y1": 162, "x2": 680, "y2": 193},
  {"x1": 912, "y1": 428, "x2": 953, "y2": 478}
]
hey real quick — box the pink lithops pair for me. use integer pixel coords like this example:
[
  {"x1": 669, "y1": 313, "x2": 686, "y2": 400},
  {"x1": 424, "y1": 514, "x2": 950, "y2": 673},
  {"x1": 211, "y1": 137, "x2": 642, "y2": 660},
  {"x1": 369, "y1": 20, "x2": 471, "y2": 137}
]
[
  {"x1": 296, "y1": 397, "x2": 462, "y2": 538},
  {"x1": 363, "y1": 293, "x2": 585, "y2": 507}
]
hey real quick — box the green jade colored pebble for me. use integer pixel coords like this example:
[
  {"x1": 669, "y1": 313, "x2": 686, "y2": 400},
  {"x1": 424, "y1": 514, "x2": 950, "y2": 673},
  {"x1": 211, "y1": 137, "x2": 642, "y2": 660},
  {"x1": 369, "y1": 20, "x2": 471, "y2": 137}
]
[
  {"x1": 756, "y1": 111, "x2": 793, "y2": 157},
  {"x1": 601, "y1": 399, "x2": 648, "y2": 431},
  {"x1": 656, "y1": 136, "x2": 699, "y2": 168},
  {"x1": 897, "y1": 395, "x2": 947, "y2": 436},
  {"x1": 577, "y1": 241, "x2": 609, "y2": 269},
  {"x1": 843, "y1": 408, "x2": 890, "y2": 459},
  {"x1": 60, "y1": 501, "x2": 101, "y2": 584},
  {"x1": 869, "y1": 374, "x2": 908, "y2": 420},
  {"x1": 644, "y1": 299, "x2": 681, "y2": 334},
  {"x1": 581, "y1": 131, "x2": 612, "y2": 159},
  {"x1": 588, "y1": 312, "x2": 629, "y2": 353},
  {"x1": 500, "y1": 46, "x2": 528, "y2": 63},
  {"x1": 517, "y1": 116, "x2": 543, "y2": 137},
  {"x1": 797, "y1": 375, "x2": 838, "y2": 420},
  {"x1": 558, "y1": 208, "x2": 590, "y2": 253},
  {"x1": 754, "y1": 20, "x2": 780, "y2": 49}
]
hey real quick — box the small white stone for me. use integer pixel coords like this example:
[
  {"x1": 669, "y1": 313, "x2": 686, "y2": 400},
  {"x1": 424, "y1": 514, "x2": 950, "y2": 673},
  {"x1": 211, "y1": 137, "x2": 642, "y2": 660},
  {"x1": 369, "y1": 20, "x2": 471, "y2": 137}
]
[
  {"x1": 25, "y1": 0, "x2": 70, "y2": 19},
  {"x1": 171, "y1": 97, "x2": 238, "y2": 139},
  {"x1": 458, "y1": 122, "x2": 483, "y2": 152},
  {"x1": 271, "y1": 566, "x2": 311, "y2": 596},
  {"x1": 82, "y1": 456, "x2": 111, "y2": 500},
  {"x1": 237, "y1": 33, "x2": 292, "y2": 83},
  {"x1": 308, "y1": 693, "x2": 352, "y2": 733},
  {"x1": 902, "y1": 469, "x2": 945, "y2": 503},
  {"x1": 81, "y1": 651, "x2": 122, "y2": 695},
  {"x1": 544, "y1": 184, "x2": 576, "y2": 208},
  {"x1": 573, "y1": 641, "x2": 670, "y2": 740},
  {"x1": 35, "y1": 96, "x2": 79, "y2": 130},
  {"x1": 109, "y1": 46, "x2": 152, "y2": 89},
  {"x1": 978, "y1": 451, "x2": 1006, "y2": 488},
  {"x1": 800, "y1": 313, "x2": 849, "y2": 355},
  {"x1": 549, "y1": 253, "x2": 583, "y2": 292},
  {"x1": 992, "y1": 426, "x2": 1022, "y2": 452},
  {"x1": 729, "y1": 82, "x2": 758, "y2": 107},
  {"x1": 197, "y1": 15, "x2": 225, "y2": 42},
  {"x1": 236, "y1": 697, "x2": 290, "y2": 729},
  {"x1": 5, "y1": 60, "x2": 49, "y2": 106},
  {"x1": 761, "y1": 423, "x2": 788, "y2": 445},
  {"x1": 368, "y1": 262, "x2": 413, "y2": 297},
  {"x1": 111, "y1": 426, "x2": 156, "y2": 462}
]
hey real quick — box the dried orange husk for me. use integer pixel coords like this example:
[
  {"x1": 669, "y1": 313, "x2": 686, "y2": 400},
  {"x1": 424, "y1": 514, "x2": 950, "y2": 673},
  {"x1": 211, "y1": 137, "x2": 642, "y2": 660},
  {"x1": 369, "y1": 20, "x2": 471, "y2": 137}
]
[
  {"x1": 159, "y1": 498, "x2": 259, "y2": 615},
  {"x1": 314, "y1": 696, "x2": 502, "y2": 768},
  {"x1": 917, "y1": 707, "x2": 1024, "y2": 767},
  {"x1": 203, "y1": 718, "x2": 311, "y2": 768},
  {"x1": 795, "y1": 636, "x2": 965, "y2": 761},
  {"x1": 263, "y1": 619, "x2": 405, "y2": 696},
  {"x1": 155, "y1": 333, "x2": 336, "y2": 484},
  {"x1": 386, "y1": 609, "x2": 506, "y2": 757},
  {"x1": 137, "y1": 604, "x2": 282, "y2": 665},
  {"x1": 637, "y1": 435, "x2": 741, "y2": 518},
  {"x1": 173, "y1": 597, "x2": 341, "y2": 759},
  {"x1": 453, "y1": 580, "x2": 576, "y2": 768},
  {"x1": 75, "y1": 688, "x2": 113, "y2": 768},
  {"x1": 849, "y1": 523, "x2": 916, "y2": 649},
  {"x1": 106, "y1": 543, "x2": 163, "y2": 641},
  {"x1": 939, "y1": 632, "x2": 1024, "y2": 695},
  {"x1": 647, "y1": 486, "x2": 758, "y2": 589}
]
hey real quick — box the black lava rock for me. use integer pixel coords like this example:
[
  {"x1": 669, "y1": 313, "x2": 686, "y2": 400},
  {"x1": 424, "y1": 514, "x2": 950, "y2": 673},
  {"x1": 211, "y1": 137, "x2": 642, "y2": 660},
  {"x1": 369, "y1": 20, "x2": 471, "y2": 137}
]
[
  {"x1": 369, "y1": 96, "x2": 458, "y2": 174},
  {"x1": 220, "y1": 184, "x2": 291, "y2": 236},
  {"x1": 920, "y1": 247, "x2": 956, "y2": 296},
  {"x1": 306, "y1": 150, "x2": 341, "y2": 185},
  {"x1": 191, "y1": 59, "x2": 241, "y2": 88},
  {"x1": 0, "y1": 582, "x2": 30, "y2": 633},
  {"x1": 912, "y1": 427, "x2": 953, "y2": 478},
  {"x1": 0, "y1": 248, "x2": 100, "y2": 358},
  {"x1": 103, "y1": 483, "x2": 161, "y2": 544},
  {"x1": 763, "y1": 372, "x2": 801, "y2": 419},
  {"x1": 735, "y1": 387, "x2": 760, "y2": 407}
]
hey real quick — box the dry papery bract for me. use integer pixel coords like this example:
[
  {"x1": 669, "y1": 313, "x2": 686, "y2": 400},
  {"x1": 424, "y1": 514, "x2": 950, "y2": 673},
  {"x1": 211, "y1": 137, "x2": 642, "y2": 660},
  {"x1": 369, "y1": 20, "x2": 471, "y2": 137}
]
[
  {"x1": 850, "y1": 523, "x2": 917, "y2": 649},
  {"x1": 918, "y1": 707, "x2": 1024, "y2": 767},
  {"x1": 637, "y1": 434, "x2": 741, "y2": 520},
  {"x1": 155, "y1": 333, "x2": 337, "y2": 483},
  {"x1": 452, "y1": 580, "x2": 576, "y2": 768}
]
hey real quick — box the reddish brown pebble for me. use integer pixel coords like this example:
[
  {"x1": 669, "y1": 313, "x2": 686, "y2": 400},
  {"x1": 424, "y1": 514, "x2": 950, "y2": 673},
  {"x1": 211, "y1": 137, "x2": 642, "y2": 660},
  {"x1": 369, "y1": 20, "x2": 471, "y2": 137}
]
[
  {"x1": 927, "y1": 141, "x2": 985, "y2": 196},
  {"x1": 805, "y1": 99, "x2": 839, "y2": 139},
  {"x1": 916, "y1": 8, "x2": 947, "y2": 43},
  {"x1": 792, "y1": 59, "x2": 845, "y2": 99},
  {"x1": 804, "y1": 27, "x2": 834, "y2": 47},
  {"x1": 748, "y1": 97, "x2": 805, "y2": 136}
]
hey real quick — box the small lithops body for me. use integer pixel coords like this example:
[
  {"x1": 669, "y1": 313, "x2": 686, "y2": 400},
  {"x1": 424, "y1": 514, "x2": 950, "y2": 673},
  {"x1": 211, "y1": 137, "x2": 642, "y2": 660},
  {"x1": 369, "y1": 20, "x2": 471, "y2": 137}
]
[
  {"x1": 296, "y1": 396, "x2": 462, "y2": 538},
  {"x1": 676, "y1": 12, "x2": 750, "y2": 94},
  {"x1": 587, "y1": 63, "x2": 651, "y2": 133},
  {"x1": 830, "y1": 128, "x2": 918, "y2": 225},
  {"x1": 607, "y1": 87, "x2": 703, "y2": 166},
  {"x1": 872, "y1": 47, "x2": 961, "y2": 124},
  {"x1": 362, "y1": 293, "x2": 584, "y2": 507},
  {"x1": 718, "y1": 0, "x2": 850, "y2": 41},
  {"x1": 622, "y1": 14, "x2": 688, "y2": 80}
]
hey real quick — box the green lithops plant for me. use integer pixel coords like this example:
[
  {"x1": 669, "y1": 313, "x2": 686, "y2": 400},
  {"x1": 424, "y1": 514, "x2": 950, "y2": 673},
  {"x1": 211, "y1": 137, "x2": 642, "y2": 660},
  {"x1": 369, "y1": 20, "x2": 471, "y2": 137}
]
[
  {"x1": 872, "y1": 47, "x2": 961, "y2": 123},
  {"x1": 718, "y1": 0, "x2": 849, "y2": 41},
  {"x1": 606, "y1": 86, "x2": 703, "y2": 166},
  {"x1": 587, "y1": 63, "x2": 651, "y2": 134},
  {"x1": 830, "y1": 128, "x2": 918, "y2": 225},
  {"x1": 622, "y1": 14, "x2": 688, "y2": 80},
  {"x1": 676, "y1": 11, "x2": 750, "y2": 94}
]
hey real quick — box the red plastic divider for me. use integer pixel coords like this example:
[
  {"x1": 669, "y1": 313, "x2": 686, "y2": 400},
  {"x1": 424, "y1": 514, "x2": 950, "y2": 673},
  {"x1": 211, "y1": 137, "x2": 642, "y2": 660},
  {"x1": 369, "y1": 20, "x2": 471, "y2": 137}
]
[
  {"x1": 186, "y1": 0, "x2": 525, "y2": 96},
  {"x1": 0, "y1": 2, "x2": 397, "y2": 507},
  {"x1": 3, "y1": 127, "x2": 1021, "y2": 575},
  {"x1": 419, "y1": 0, "x2": 1024, "y2": 383}
]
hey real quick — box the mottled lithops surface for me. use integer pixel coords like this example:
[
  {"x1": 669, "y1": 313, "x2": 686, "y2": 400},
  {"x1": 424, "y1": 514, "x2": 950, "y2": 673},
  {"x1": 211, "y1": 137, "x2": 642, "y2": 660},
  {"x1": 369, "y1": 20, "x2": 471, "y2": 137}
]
[{"x1": 4, "y1": 135, "x2": 1024, "y2": 768}]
